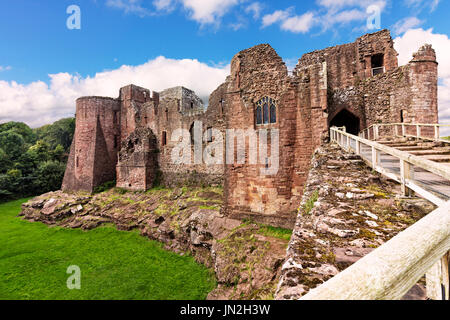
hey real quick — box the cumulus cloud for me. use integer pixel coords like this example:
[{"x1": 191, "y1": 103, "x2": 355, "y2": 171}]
[
  {"x1": 392, "y1": 17, "x2": 424, "y2": 35},
  {"x1": 262, "y1": 8, "x2": 315, "y2": 33},
  {"x1": 180, "y1": 0, "x2": 240, "y2": 25},
  {"x1": 280, "y1": 12, "x2": 316, "y2": 34},
  {"x1": 262, "y1": 0, "x2": 387, "y2": 33},
  {"x1": 245, "y1": 2, "x2": 263, "y2": 20},
  {"x1": 153, "y1": 0, "x2": 175, "y2": 12},
  {"x1": 0, "y1": 57, "x2": 229, "y2": 128},
  {"x1": 262, "y1": 8, "x2": 293, "y2": 28},
  {"x1": 395, "y1": 28, "x2": 450, "y2": 134}
]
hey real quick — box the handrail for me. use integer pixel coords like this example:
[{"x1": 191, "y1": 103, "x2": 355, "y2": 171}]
[
  {"x1": 361, "y1": 123, "x2": 450, "y2": 142},
  {"x1": 300, "y1": 127, "x2": 450, "y2": 300},
  {"x1": 300, "y1": 201, "x2": 450, "y2": 300},
  {"x1": 331, "y1": 127, "x2": 450, "y2": 185}
]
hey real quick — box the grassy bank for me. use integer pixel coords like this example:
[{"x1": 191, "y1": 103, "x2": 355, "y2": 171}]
[{"x1": 0, "y1": 199, "x2": 216, "y2": 300}]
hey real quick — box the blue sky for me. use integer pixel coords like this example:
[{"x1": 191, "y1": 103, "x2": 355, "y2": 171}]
[{"x1": 0, "y1": 0, "x2": 450, "y2": 127}]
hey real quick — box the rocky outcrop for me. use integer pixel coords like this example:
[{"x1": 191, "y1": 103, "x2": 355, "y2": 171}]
[
  {"x1": 20, "y1": 186, "x2": 289, "y2": 300},
  {"x1": 275, "y1": 142, "x2": 435, "y2": 300}
]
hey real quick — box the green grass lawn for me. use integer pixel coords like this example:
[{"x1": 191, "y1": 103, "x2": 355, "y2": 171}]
[{"x1": 0, "y1": 199, "x2": 216, "y2": 300}]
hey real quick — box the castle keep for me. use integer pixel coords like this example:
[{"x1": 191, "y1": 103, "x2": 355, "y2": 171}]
[{"x1": 62, "y1": 30, "x2": 439, "y2": 228}]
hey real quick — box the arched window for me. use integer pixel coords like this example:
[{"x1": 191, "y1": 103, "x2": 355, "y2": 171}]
[
  {"x1": 270, "y1": 103, "x2": 276, "y2": 123},
  {"x1": 256, "y1": 97, "x2": 276, "y2": 125},
  {"x1": 256, "y1": 106, "x2": 262, "y2": 125},
  {"x1": 263, "y1": 103, "x2": 269, "y2": 124}
]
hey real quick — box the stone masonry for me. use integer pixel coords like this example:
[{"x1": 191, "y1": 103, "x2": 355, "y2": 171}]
[{"x1": 62, "y1": 29, "x2": 439, "y2": 228}]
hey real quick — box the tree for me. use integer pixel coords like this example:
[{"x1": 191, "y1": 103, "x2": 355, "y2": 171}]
[
  {"x1": 0, "y1": 148, "x2": 10, "y2": 173},
  {"x1": 35, "y1": 161, "x2": 66, "y2": 193},
  {"x1": 28, "y1": 140, "x2": 51, "y2": 163},
  {"x1": 35, "y1": 118, "x2": 75, "y2": 151},
  {"x1": 0, "y1": 121, "x2": 36, "y2": 144},
  {"x1": 0, "y1": 130, "x2": 26, "y2": 162}
]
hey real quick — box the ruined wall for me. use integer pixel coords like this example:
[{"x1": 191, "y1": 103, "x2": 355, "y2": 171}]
[
  {"x1": 116, "y1": 128, "x2": 158, "y2": 191},
  {"x1": 223, "y1": 44, "x2": 301, "y2": 228},
  {"x1": 149, "y1": 86, "x2": 226, "y2": 187},
  {"x1": 329, "y1": 44, "x2": 438, "y2": 136},
  {"x1": 62, "y1": 96, "x2": 120, "y2": 192}
]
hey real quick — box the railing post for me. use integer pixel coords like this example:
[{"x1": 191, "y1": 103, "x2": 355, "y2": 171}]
[
  {"x1": 356, "y1": 140, "x2": 361, "y2": 155},
  {"x1": 400, "y1": 159, "x2": 413, "y2": 196},
  {"x1": 402, "y1": 124, "x2": 406, "y2": 137},
  {"x1": 374, "y1": 125, "x2": 379, "y2": 140},
  {"x1": 426, "y1": 252, "x2": 450, "y2": 300},
  {"x1": 346, "y1": 135, "x2": 350, "y2": 151},
  {"x1": 394, "y1": 125, "x2": 399, "y2": 137},
  {"x1": 416, "y1": 125, "x2": 421, "y2": 139},
  {"x1": 371, "y1": 146, "x2": 380, "y2": 169},
  {"x1": 434, "y1": 126, "x2": 440, "y2": 141}
]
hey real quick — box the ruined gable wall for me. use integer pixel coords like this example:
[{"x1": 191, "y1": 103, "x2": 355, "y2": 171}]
[
  {"x1": 154, "y1": 86, "x2": 226, "y2": 187},
  {"x1": 296, "y1": 30, "x2": 399, "y2": 129},
  {"x1": 224, "y1": 44, "x2": 300, "y2": 228},
  {"x1": 329, "y1": 44, "x2": 438, "y2": 136}
]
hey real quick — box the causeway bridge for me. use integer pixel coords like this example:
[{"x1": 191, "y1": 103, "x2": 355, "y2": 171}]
[{"x1": 300, "y1": 123, "x2": 450, "y2": 300}]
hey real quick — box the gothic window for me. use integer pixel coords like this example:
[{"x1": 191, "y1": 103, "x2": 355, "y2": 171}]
[
  {"x1": 256, "y1": 97, "x2": 277, "y2": 125},
  {"x1": 270, "y1": 104, "x2": 276, "y2": 124},
  {"x1": 256, "y1": 106, "x2": 262, "y2": 125},
  {"x1": 165, "y1": 108, "x2": 169, "y2": 122},
  {"x1": 263, "y1": 103, "x2": 269, "y2": 124}
]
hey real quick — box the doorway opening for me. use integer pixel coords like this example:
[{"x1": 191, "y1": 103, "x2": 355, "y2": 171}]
[{"x1": 329, "y1": 109, "x2": 360, "y2": 135}]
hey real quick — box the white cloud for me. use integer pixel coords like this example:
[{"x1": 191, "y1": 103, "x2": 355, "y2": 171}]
[
  {"x1": 262, "y1": 1, "x2": 387, "y2": 33},
  {"x1": 106, "y1": 0, "x2": 152, "y2": 17},
  {"x1": 180, "y1": 0, "x2": 240, "y2": 25},
  {"x1": 392, "y1": 17, "x2": 424, "y2": 35},
  {"x1": 262, "y1": 7, "x2": 317, "y2": 33},
  {"x1": 262, "y1": 8, "x2": 293, "y2": 28},
  {"x1": 404, "y1": 0, "x2": 440, "y2": 11},
  {"x1": 245, "y1": 2, "x2": 263, "y2": 19},
  {"x1": 153, "y1": 0, "x2": 175, "y2": 12},
  {"x1": 395, "y1": 28, "x2": 450, "y2": 134},
  {"x1": 280, "y1": 12, "x2": 316, "y2": 34},
  {"x1": 0, "y1": 66, "x2": 12, "y2": 72},
  {"x1": 0, "y1": 57, "x2": 229, "y2": 128}
]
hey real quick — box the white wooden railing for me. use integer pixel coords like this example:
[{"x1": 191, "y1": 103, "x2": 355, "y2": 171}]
[
  {"x1": 361, "y1": 123, "x2": 450, "y2": 143},
  {"x1": 300, "y1": 127, "x2": 450, "y2": 300},
  {"x1": 331, "y1": 126, "x2": 450, "y2": 206}
]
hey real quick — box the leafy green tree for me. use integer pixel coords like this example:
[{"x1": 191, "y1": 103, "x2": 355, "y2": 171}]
[
  {"x1": 0, "y1": 130, "x2": 26, "y2": 161},
  {"x1": 35, "y1": 118, "x2": 75, "y2": 151},
  {"x1": 28, "y1": 140, "x2": 51, "y2": 163},
  {"x1": 0, "y1": 148, "x2": 11, "y2": 173},
  {"x1": 35, "y1": 161, "x2": 66, "y2": 193},
  {"x1": 0, "y1": 122, "x2": 36, "y2": 144},
  {"x1": 51, "y1": 144, "x2": 65, "y2": 162}
]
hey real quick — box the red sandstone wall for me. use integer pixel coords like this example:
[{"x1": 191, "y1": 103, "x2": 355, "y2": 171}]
[{"x1": 62, "y1": 96, "x2": 120, "y2": 192}]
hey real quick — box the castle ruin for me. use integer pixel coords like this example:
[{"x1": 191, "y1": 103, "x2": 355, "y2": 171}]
[{"x1": 62, "y1": 30, "x2": 439, "y2": 228}]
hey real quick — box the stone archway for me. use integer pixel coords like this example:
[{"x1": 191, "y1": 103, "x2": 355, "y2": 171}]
[{"x1": 329, "y1": 108, "x2": 360, "y2": 135}]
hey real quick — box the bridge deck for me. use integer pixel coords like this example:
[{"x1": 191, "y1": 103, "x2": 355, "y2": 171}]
[{"x1": 376, "y1": 138, "x2": 450, "y2": 201}]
